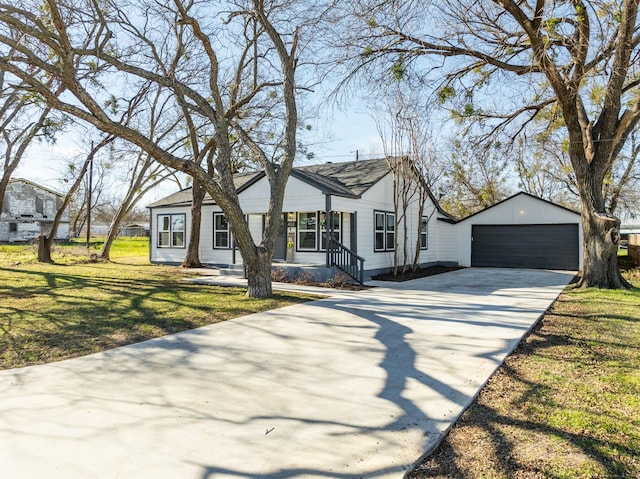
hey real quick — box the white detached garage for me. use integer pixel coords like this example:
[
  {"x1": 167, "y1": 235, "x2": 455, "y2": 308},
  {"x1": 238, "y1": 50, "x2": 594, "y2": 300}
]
[{"x1": 450, "y1": 192, "x2": 583, "y2": 271}]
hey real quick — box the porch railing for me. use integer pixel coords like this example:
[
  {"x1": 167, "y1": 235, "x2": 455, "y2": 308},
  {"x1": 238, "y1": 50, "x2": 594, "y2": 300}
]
[{"x1": 328, "y1": 239, "x2": 365, "y2": 285}]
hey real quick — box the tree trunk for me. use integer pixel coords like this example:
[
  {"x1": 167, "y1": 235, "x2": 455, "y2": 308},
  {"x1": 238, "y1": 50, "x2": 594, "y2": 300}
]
[
  {"x1": 100, "y1": 204, "x2": 128, "y2": 260},
  {"x1": 0, "y1": 175, "x2": 12, "y2": 215},
  {"x1": 72, "y1": 206, "x2": 85, "y2": 237},
  {"x1": 100, "y1": 226, "x2": 117, "y2": 260},
  {"x1": 181, "y1": 180, "x2": 205, "y2": 268},
  {"x1": 37, "y1": 235, "x2": 53, "y2": 263},
  {"x1": 245, "y1": 245, "x2": 273, "y2": 298},
  {"x1": 578, "y1": 208, "x2": 630, "y2": 289},
  {"x1": 402, "y1": 207, "x2": 409, "y2": 274},
  {"x1": 39, "y1": 177, "x2": 81, "y2": 263},
  {"x1": 412, "y1": 203, "x2": 426, "y2": 272},
  {"x1": 568, "y1": 132, "x2": 632, "y2": 289}
]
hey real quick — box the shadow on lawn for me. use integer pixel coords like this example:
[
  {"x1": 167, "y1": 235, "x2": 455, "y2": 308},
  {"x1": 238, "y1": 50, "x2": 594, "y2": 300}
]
[
  {"x1": 0, "y1": 265, "x2": 276, "y2": 368},
  {"x1": 409, "y1": 309, "x2": 640, "y2": 479}
]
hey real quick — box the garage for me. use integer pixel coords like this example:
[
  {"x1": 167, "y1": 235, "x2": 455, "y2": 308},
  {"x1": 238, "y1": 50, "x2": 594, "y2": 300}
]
[
  {"x1": 471, "y1": 223, "x2": 580, "y2": 270},
  {"x1": 452, "y1": 192, "x2": 583, "y2": 271}
]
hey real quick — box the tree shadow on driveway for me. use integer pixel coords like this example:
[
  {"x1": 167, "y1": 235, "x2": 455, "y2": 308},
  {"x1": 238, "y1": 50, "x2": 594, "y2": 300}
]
[{"x1": 0, "y1": 269, "x2": 574, "y2": 479}]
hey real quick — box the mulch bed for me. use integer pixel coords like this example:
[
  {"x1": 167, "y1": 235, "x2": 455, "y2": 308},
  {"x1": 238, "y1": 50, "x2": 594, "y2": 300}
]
[{"x1": 372, "y1": 265, "x2": 463, "y2": 282}]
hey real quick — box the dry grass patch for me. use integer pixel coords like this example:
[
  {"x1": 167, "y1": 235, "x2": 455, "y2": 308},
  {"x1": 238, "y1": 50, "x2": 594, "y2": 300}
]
[{"x1": 410, "y1": 266, "x2": 640, "y2": 479}]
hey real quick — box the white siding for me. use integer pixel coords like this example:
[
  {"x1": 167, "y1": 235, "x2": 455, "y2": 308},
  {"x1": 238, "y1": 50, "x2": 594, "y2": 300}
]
[
  {"x1": 351, "y1": 174, "x2": 443, "y2": 273},
  {"x1": 150, "y1": 171, "x2": 451, "y2": 274},
  {"x1": 348, "y1": 175, "x2": 394, "y2": 271},
  {"x1": 455, "y1": 194, "x2": 583, "y2": 268},
  {"x1": 198, "y1": 205, "x2": 234, "y2": 265},
  {"x1": 419, "y1": 210, "x2": 442, "y2": 265},
  {"x1": 198, "y1": 205, "x2": 214, "y2": 263},
  {"x1": 196, "y1": 208, "x2": 274, "y2": 266},
  {"x1": 436, "y1": 219, "x2": 458, "y2": 263},
  {"x1": 243, "y1": 176, "x2": 362, "y2": 265},
  {"x1": 240, "y1": 175, "x2": 327, "y2": 213},
  {"x1": 150, "y1": 206, "x2": 190, "y2": 264}
]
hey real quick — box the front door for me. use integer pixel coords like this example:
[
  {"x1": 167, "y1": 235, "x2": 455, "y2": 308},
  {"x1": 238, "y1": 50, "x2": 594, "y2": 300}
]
[{"x1": 273, "y1": 213, "x2": 287, "y2": 261}]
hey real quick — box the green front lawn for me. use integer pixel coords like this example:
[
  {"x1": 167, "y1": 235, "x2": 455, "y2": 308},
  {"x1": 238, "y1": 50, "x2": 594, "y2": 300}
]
[{"x1": 0, "y1": 238, "x2": 314, "y2": 369}]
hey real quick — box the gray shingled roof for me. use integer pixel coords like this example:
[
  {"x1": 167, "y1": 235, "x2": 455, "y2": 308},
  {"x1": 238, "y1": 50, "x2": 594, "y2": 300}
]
[
  {"x1": 293, "y1": 158, "x2": 391, "y2": 197},
  {"x1": 147, "y1": 158, "x2": 392, "y2": 208}
]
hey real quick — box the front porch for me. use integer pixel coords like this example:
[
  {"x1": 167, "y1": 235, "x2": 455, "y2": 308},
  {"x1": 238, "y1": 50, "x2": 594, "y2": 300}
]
[{"x1": 237, "y1": 210, "x2": 365, "y2": 283}]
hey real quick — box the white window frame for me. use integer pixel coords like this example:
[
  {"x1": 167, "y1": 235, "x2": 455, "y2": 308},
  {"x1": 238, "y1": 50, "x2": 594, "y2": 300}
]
[
  {"x1": 213, "y1": 212, "x2": 231, "y2": 249},
  {"x1": 374, "y1": 210, "x2": 395, "y2": 252},
  {"x1": 420, "y1": 216, "x2": 428, "y2": 250},
  {"x1": 297, "y1": 212, "x2": 318, "y2": 251},
  {"x1": 157, "y1": 213, "x2": 186, "y2": 248}
]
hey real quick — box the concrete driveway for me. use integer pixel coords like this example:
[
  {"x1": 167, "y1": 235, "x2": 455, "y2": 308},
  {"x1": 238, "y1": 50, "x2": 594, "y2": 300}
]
[{"x1": 0, "y1": 268, "x2": 575, "y2": 478}]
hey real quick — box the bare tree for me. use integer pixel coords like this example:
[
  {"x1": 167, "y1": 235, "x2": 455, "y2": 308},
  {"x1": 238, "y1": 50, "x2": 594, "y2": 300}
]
[
  {"x1": 100, "y1": 146, "x2": 178, "y2": 261},
  {"x1": 344, "y1": 0, "x2": 640, "y2": 288},
  {"x1": 0, "y1": 0, "x2": 326, "y2": 297},
  {"x1": 100, "y1": 86, "x2": 188, "y2": 261},
  {"x1": 404, "y1": 115, "x2": 442, "y2": 272},
  {"x1": 39, "y1": 136, "x2": 114, "y2": 262},
  {"x1": 0, "y1": 67, "x2": 61, "y2": 213},
  {"x1": 373, "y1": 104, "x2": 412, "y2": 275},
  {"x1": 372, "y1": 87, "x2": 444, "y2": 274},
  {"x1": 67, "y1": 152, "x2": 111, "y2": 238}
]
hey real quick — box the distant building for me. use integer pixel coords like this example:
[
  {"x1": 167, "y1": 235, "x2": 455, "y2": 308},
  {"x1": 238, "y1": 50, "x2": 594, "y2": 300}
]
[
  {"x1": 119, "y1": 223, "x2": 150, "y2": 237},
  {"x1": 0, "y1": 178, "x2": 70, "y2": 242}
]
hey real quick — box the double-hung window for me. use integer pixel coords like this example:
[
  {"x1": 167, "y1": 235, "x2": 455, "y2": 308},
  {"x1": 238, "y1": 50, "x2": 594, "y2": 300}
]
[
  {"x1": 374, "y1": 211, "x2": 395, "y2": 252},
  {"x1": 420, "y1": 216, "x2": 428, "y2": 250},
  {"x1": 213, "y1": 212, "x2": 230, "y2": 249},
  {"x1": 297, "y1": 212, "x2": 317, "y2": 250},
  {"x1": 297, "y1": 211, "x2": 342, "y2": 251},
  {"x1": 157, "y1": 214, "x2": 185, "y2": 248}
]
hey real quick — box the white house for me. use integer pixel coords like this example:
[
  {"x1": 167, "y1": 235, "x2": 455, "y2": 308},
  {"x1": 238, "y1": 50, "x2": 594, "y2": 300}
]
[
  {"x1": 148, "y1": 159, "x2": 584, "y2": 282},
  {"x1": 0, "y1": 178, "x2": 70, "y2": 243},
  {"x1": 148, "y1": 158, "x2": 454, "y2": 282}
]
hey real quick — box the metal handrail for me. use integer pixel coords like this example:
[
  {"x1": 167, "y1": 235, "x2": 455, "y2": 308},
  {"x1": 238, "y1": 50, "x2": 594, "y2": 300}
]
[{"x1": 328, "y1": 238, "x2": 365, "y2": 285}]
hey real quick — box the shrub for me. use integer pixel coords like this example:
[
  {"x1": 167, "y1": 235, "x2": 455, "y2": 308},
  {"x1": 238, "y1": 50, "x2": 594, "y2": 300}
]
[
  {"x1": 293, "y1": 270, "x2": 320, "y2": 285},
  {"x1": 323, "y1": 271, "x2": 353, "y2": 288},
  {"x1": 271, "y1": 267, "x2": 291, "y2": 283}
]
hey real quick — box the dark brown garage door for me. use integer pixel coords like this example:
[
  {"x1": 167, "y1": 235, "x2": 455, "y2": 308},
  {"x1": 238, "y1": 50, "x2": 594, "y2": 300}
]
[{"x1": 471, "y1": 224, "x2": 579, "y2": 270}]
